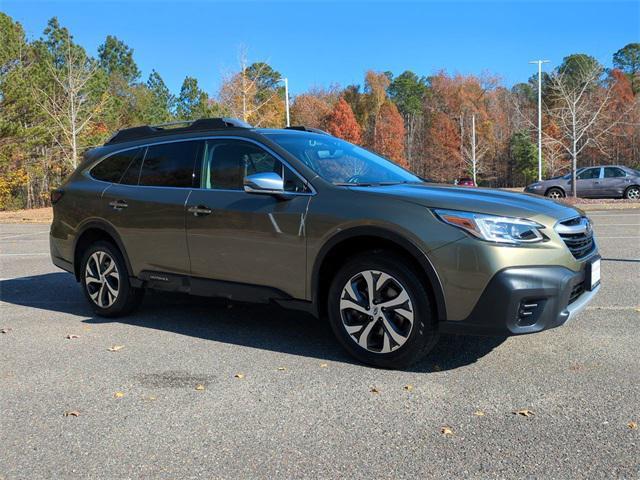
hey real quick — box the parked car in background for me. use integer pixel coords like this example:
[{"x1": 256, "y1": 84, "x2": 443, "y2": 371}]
[
  {"x1": 525, "y1": 166, "x2": 640, "y2": 200},
  {"x1": 455, "y1": 177, "x2": 476, "y2": 187}
]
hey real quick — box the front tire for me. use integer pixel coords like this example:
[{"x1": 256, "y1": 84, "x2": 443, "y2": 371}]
[
  {"x1": 545, "y1": 187, "x2": 565, "y2": 199},
  {"x1": 624, "y1": 186, "x2": 640, "y2": 200},
  {"x1": 80, "y1": 241, "x2": 143, "y2": 317},
  {"x1": 327, "y1": 252, "x2": 438, "y2": 369}
]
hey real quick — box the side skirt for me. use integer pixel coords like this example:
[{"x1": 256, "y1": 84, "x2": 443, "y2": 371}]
[{"x1": 137, "y1": 270, "x2": 306, "y2": 306}]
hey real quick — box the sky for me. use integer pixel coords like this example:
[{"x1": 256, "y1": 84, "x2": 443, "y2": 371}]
[{"x1": 3, "y1": 1, "x2": 639, "y2": 95}]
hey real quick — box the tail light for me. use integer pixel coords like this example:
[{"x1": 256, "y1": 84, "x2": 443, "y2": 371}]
[{"x1": 50, "y1": 189, "x2": 64, "y2": 205}]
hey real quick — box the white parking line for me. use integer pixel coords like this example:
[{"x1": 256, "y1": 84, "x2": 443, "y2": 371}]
[
  {"x1": 0, "y1": 231, "x2": 49, "y2": 240},
  {"x1": 596, "y1": 236, "x2": 640, "y2": 239},
  {"x1": 0, "y1": 253, "x2": 49, "y2": 256}
]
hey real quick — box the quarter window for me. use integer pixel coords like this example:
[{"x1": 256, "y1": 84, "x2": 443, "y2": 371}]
[
  {"x1": 138, "y1": 141, "x2": 201, "y2": 187},
  {"x1": 90, "y1": 148, "x2": 143, "y2": 183}
]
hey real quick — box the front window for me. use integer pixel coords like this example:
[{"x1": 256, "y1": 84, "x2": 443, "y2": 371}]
[{"x1": 265, "y1": 132, "x2": 421, "y2": 185}]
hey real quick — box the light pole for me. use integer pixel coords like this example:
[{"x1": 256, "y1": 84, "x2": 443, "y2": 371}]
[
  {"x1": 529, "y1": 60, "x2": 549, "y2": 182},
  {"x1": 283, "y1": 77, "x2": 290, "y2": 127}
]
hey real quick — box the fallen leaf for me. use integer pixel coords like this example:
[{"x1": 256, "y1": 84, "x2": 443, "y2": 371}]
[
  {"x1": 63, "y1": 410, "x2": 80, "y2": 417},
  {"x1": 195, "y1": 384, "x2": 205, "y2": 391},
  {"x1": 65, "y1": 334, "x2": 80, "y2": 339},
  {"x1": 143, "y1": 395, "x2": 157, "y2": 401},
  {"x1": 114, "y1": 391, "x2": 125, "y2": 399},
  {"x1": 319, "y1": 363, "x2": 328, "y2": 368},
  {"x1": 277, "y1": 367, "x2": 286, "y2": 371},
  {"x1": 514, "y1": 409, "x2": 535, "y2": 417},
  {"x1": 107, "y1": 345, "x2": 125, "y2": 352},
  {"x1": 403, "y1": 384, "x2": 414, "y2": 391},
  {"x1": 474, "y1": 410, "x2": 485, "y2": 416},
  {"x1": 628, "y1": 421, "x2": 638, "y2": 430},
  {"x1": 635, "y1": 308, "x2": 640, "y2": 313},
  {"x1": 1, "y1": 328, "x2": 11, "y2": 334},
  {"x1": 440, "y1": 426, "x2": 454, "y2": 436},
  {"x1": 234, "y1": 373, "x2": 244, "y2": 379},
  {"x1": 370, "y1": 387, "x2": 380, "y2": 394}
]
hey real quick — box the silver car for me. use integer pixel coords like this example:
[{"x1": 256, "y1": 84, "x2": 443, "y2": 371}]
[{"x1": 525, "y1": 165, "x2": 640, "y2": 200}]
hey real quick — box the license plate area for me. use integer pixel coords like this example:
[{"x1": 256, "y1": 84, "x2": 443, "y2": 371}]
[{"x1": 585, "y1": 257, "x2": 601, "y2": 291}]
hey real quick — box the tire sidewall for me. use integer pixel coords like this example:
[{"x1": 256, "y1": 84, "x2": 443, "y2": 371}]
[
  {"x1": 546, "y1": 188, "x2": 564, "y2": 199},
  {"x1": 327, "y1": 252, "x2": 437, "y2": 369},
  {"x1": 625, "y1": 186, "x2": 639, "y2": 200},
  {"x1": 80, "y1": 241, "x2": 133, "y2": 317}
]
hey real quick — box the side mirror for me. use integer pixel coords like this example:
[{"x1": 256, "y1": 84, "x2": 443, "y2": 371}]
[{"x1": 244, "y1": 172, "x2": 285, "y2": 195}]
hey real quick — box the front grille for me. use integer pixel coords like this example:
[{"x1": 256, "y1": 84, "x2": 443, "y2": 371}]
[
  {"x1": 568, "y1": 283, "x2": 585, "y2": 305},
  {"x1": 556, "y1": 217, "x2": 595, "y2": 259}
]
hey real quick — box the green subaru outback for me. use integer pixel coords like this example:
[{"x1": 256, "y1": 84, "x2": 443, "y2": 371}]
[{"x1": 49, "y1": 118, "x2": 601, "y2": 368}]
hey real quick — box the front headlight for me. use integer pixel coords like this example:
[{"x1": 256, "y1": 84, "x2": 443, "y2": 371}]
[
  {"x1": 530, "y1": 183, "x2": 543, "y2": 189},
  {"x1": 433, "y1": 209, "x2": 545, "y2": 244}
]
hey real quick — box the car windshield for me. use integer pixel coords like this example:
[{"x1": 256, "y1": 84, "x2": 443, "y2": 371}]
[{"x1": 265, "y1": 132, "x2": 421, "y2": 185}]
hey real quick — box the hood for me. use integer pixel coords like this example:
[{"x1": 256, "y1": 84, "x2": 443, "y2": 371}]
[{"x1": 350, "y1": 183, "x2": 582, "y2": 224}]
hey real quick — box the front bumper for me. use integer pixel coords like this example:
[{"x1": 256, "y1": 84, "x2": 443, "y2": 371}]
[
  {"x1": 439, "y1": 264, "x2": 599, "y2": 336},
  {"x1": 524, "y1": 186, "x2": 544, "y2": 195}
]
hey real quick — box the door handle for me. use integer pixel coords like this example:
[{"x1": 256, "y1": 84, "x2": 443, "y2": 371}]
[
  {"x1": 188, "y1": 205, "x2": 212, "y2": 216},
  {"x1": 109, "y1": 200, "x2": 128, "y2": 210}
]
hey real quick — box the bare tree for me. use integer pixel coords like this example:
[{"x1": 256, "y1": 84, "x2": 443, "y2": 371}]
[
  {"x1": 33, "y1": 37, "x2": 106, "y2": 169},
  {"x1": 543, "y1": 62, "x2": 631, "y2": 196}
]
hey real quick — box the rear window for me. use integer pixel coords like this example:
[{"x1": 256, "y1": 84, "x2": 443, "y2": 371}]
[
  {"x1": 90, "y1": 148, "x2": 143, "y2": 183},
  {"x1": 138, "y1": 141, "x2": 201, "y2": 187}
]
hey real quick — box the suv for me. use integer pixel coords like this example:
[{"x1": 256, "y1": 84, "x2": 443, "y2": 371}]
[{"x1": 50, "y1": 118, "x2": 601, "y2": 368}]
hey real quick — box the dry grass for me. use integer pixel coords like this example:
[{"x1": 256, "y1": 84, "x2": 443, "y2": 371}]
[{"x1": 0, "y1": 207, "x2": 53, "y2": 224}]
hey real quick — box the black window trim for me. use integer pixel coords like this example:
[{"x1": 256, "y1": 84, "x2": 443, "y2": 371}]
[
  {"x1": 86, "y1": 136, "x2": 316, "y2": 195},
  {"x1": 604, "y1": 166, "x2": 627, "y2": 178}
]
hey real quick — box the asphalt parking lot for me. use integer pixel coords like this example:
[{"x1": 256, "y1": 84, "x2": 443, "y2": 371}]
[{"x1": 1, "y1": 210, "x2": 639, "y2": 479}]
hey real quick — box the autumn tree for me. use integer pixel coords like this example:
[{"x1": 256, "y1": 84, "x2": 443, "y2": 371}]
[
  {"x1": 613, "y1": 43, "x2": 640, "y2": 94},
  {"x1": 218, "y1": 49, "x2": 285, "y2": 127},
  {"x1": 326, "y1": 98, "x2": 362, "y2": 144},
  {"x1": 290, "y1": 91, "x2": 334, "y2": 130},
  {"x1": 374, "y1": 101, "x2": 407, "y2": 166}
]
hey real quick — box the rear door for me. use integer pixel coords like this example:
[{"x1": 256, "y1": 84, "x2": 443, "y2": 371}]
[
  {"x1": 601, "y1": 167, "x2": 629, "y2": 198},
  {"x1": 100, "y1": 140, "x2": 202, "y2": 275},
  {"x1": 185, "y1": 138, "x2": 311, "y2": 299}
]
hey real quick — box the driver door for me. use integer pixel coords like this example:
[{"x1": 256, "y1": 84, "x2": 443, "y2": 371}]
[
  {"x1": 185, "y1": 139, "x2": 312, "y2": 299},
  {"x1": 575, "y1": 167, "x2": 602, "y2": 197}
]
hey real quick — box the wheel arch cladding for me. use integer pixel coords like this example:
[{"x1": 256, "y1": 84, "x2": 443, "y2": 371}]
[
  {"x1": 312, "y1": 226, "x2": 447, "y2": 322},
  {"x1": 73, "y1": 222, "x2": 133, "y2": 281}
]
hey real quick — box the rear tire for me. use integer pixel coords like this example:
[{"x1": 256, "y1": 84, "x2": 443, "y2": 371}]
[
  {"x1": 327, "y1": 251, "x2": 438, "y2": 369},
  {"x1": 624, "y1": 185, "x2": 640, "y2": 200},
  {"x1": 545, "y1": 187, "x2": 565, "y2": 199},
  {"x1": 80, "y1": 241, "x2": 143, "y2": 317}
]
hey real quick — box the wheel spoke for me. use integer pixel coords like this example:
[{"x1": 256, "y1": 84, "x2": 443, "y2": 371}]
[
  {"x1": 357, "y1": 318, "x2": 378, "y2": 349},
  {"x1": 378, "y1": 289, "x2": 409, "y2": 309},
  {"x1": 340, "y1": 298, "x2": 369, "y2": 315},
  {"x1": 361, "y1": 271, "x2": 375, "y2": 307},
  {"x1": 85, "y1": 250, "x2": 119, "y2": 309},
  {"x1": 381, "y1": 314, "x2": 409, "y2": 345}
]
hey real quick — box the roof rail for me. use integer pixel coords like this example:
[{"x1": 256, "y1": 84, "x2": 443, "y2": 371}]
[
  {"x1": 105, "y1": 118, "x2": 252, "y2": 145},
  {"x1": 285, "y1": 126, "x2": 330, "y2": 135}
]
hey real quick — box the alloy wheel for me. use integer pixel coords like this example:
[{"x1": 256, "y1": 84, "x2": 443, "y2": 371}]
[
  {"x1": 627, "y1": 187, "x2": 640, "y2": 200},
  {"x1": 547, "y1": 190, "x2": 563, "y2": 199},
  {"x1": 85, "y1": 251, "x2": 120, "y2": 308},
  {"x1": 339, "y1": 270, "x2": 414, "y2": 354}
]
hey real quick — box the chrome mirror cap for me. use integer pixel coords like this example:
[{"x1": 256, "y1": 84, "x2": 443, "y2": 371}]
[{"x1": 244, "y1": 172, "x2": 285, "y2": 194}]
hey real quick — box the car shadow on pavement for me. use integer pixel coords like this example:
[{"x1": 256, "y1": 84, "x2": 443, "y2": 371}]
[{"x1": 0, "y1": 272, "x2": 506, "y2": 372}]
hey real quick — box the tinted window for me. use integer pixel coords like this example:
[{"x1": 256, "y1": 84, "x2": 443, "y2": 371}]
[
  {"x1": 202, "y1": 140, "x2": 307, "y2": 192},
  {"x1": 604, "y1": 167, "x2": 626, "y2": 178},
  {"x1": 577, "y1": 168, "x2": 600, "y2": 180},
  {"x1": 138, "y1": 141, "x2": 200, "y2": 187},
  {"x1": 119, "y1": 149, "x2": 145, "y2": 185},
  {"x1": 91, "y1": 148, "x2": 143, "y2": 183}
]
